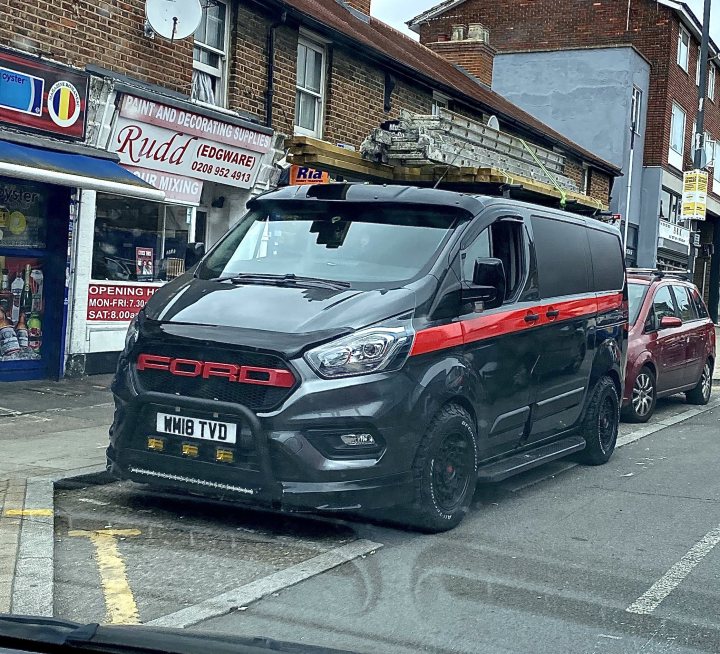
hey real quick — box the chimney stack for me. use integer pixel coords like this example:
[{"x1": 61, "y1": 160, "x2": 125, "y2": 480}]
[
  {"x1": 344, "y1": 0, "x2": 371, "y2": 15},
  {"x1": 427, "y1": 23, "x2": 496, "y2": 87}
]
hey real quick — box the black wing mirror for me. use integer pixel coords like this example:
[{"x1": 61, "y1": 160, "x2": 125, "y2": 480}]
[
  {"x1": 184, "y1": 242, "x2": 206, "y2": 269},
  {"x1": 462, "y1": 258, "x2": 506, "y2": 310}
]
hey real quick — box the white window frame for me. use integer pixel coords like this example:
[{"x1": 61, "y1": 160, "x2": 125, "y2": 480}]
[
  {"x1": 669, "y1": 102, "x2": 686, "y2": 170},
  {"x1": 631, "y1": 86, "x2": 642, "y2": 134},
  {"x1": 294, "y1": 36, "x2": 327, "y2": 138},
  {"x1": 582, "y1": 165, "x2": 590, "y2": 195},
  {"x1": 696, "y1": 46, "x2": 702, "y2": 85},
  {"x1": 192, "y1": 0, "x2": 230, "y2": 107},
  {"x1": 678, "y1": 25, "x2": 690, "y2": 72},
  {"x1": 710, "y1": 63, "x2": 716, "y2": 101},
  {"x1": 432, "y1": 91, "x2": 450, "y2": 116}
]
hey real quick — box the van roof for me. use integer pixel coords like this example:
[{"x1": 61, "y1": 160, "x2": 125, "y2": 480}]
[{"x1": 252, "y1": 183, "x2": 620, "y2": 235}]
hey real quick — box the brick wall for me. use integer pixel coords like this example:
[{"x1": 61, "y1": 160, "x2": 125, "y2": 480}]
[
  {"x1": 0, "y1": 0, "x2": 193, "y2": 95},
  {"x1": 426, "y1": 41, "x2": 495, "y2": 87},
  {"x1": 228, "y1": 4, "x2": 270, "y2": 122},
  {"x1": 324, "y1": 49, "x2": 432, "y2": 146},
  {"x1": 0, "y1": 0, "x2": 614, "y2": 203}
]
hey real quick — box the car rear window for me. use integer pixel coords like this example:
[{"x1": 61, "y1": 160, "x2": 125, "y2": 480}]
[
  {"x1": 628, "y1": 282, "x2": 649, "y2": 325},
  {"x1": 691, "y1": 287, "x2": 710, "y2": 318}
]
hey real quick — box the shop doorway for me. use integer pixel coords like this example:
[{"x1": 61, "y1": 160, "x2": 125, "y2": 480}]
[{"x1": 0, "y1": 179, "x2": 70, "y2": 381}]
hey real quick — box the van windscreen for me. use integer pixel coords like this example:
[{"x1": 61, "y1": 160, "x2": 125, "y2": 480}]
[{"x1": 197, "y1": 203, "x2": 461, "y2": 285}]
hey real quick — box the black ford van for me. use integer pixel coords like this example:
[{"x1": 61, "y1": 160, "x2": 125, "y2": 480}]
[{"x1": 109, "y1": 184, "x2": 628, "y2": 532}]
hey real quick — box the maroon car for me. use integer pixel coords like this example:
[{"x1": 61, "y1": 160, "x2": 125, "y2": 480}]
[{"x1": 622, "y1": 270, "x2": 716, "y2": 422}]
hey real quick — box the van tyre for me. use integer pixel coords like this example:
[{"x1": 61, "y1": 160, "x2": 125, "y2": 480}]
[
  {"x1": 686, "y1": 360, "x2": 713, "y2": 405},
  {"x1": 578, "y1": 376, "x2": 619, "y2": 466},
  {"x1": 407, "y1": 404, "x2": 478, "y2": 533}
]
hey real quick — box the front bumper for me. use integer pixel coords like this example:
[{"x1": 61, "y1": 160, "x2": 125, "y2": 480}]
[{"x1": 108, "y1": 362, "x2": 419, "y2": 512}]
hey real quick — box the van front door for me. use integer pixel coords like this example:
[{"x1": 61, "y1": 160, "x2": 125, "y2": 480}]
[{"x1": 460, "y1": 216, "x2": 537, "y2": 457}]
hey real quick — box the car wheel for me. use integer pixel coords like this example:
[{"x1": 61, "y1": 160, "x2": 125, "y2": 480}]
[
  {"x1": 686, "y1": 360, "x2": 713, "y2": 405},
  {"x1": 407, "y1": 404, "x2": 478, "y2": 533},
  {"x1": 622, "y1": 366, "x2": 656, "y2": 423},
  {"x1": 578, "y1": 376, "x2": 619, "y2": 466}
]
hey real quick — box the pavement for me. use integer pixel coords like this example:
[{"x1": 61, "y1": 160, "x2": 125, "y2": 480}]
[{"x1": 0, "y1": 364, "x2": 718, "y2": 651}]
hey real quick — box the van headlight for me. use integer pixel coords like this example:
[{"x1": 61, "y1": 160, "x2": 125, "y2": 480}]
[{"x1": 305, "y1": 322, "x2": 415, "y2": 379}]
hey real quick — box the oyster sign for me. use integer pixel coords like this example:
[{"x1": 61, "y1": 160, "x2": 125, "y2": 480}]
[{"x1": 109, "y1": 94, "x2": 273, "y2": 191}]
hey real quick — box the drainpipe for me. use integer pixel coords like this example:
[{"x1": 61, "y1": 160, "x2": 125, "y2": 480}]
[
  {"x1": 266, "y1": 11, "x2": 288, "y2": 129},
  {"x1": 623, "y1": 118, "x2": 636, "y2": 264}
]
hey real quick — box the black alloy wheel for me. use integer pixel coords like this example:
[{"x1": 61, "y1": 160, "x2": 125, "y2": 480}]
[
  {"x1": 578, "y1": 376, "x2": 619, "y2": 466},
  {"x1": 408, "y1": 404, "x2": 478, "y2": 533}
]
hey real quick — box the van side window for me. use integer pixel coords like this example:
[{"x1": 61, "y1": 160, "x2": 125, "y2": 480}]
[
  {"x1": 587, "y1": 229, "x2": 624, "y2": 292},
  {"x1": 462, "y1": 219, "x2": 525, "y2": 302},
  {"x1": 461, "y1": 228, "x2": 491, "y2": 282},
  {"x1": 531, "y1": 216, "x2": 590, "y2": 298}
]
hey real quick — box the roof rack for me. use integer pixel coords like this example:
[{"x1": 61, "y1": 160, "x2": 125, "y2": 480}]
[{"x1": 626, "y1": 267, "x2": 691, "y2": 281}]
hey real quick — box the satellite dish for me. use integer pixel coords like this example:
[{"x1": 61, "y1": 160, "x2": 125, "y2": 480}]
[
  {"x1": 146, "y1": 0, "x2": 202, "y2": 41},
  {"x1": 487, "y1": 115, "x2": 500, "y2": 130}
]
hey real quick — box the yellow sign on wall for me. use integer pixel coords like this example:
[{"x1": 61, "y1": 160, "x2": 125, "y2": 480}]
[{"x1": 682, "y1": 169, "x2": 708, "y2": 221}]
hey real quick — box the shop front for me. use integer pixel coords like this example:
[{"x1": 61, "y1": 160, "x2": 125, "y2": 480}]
[
  {"x1": 657, "y1": 219, "x2": 691, "y2": 272},
  {"x1": 0, "y1": 48, "x2": 161, "y2": 382},
  {"x1": 65, "y1": 84, "x2": 275, "y2": 375}
]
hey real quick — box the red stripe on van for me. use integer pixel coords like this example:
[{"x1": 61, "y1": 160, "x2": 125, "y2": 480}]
[
  {"x1": 410, "y1": 292, "x2": 624, "y2": 357},
  {"x1": 596, "y1": 291, "x2": 625, "y2": 314},
  {"x1": 410, "y1": 323, "x2": 464, "y2": 357}
]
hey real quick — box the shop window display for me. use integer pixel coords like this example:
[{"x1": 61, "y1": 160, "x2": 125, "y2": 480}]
[{"x1": 92, "y1": 194, "x2": 190, "y2": 283}]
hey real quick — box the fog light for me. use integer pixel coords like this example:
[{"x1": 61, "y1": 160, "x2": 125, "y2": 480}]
[
  {"x1": 147, "y1": 437, "x2": 164, "y2": 452},
  {"x1": 216, "y1": 448, "x2": 234, "y2": 463},
  {"x1": 182, "y1": 443, "x2": 199, "y2": 458},
  {"x1": 339, "y1": 433, "x2": 376, "y2": 446}
]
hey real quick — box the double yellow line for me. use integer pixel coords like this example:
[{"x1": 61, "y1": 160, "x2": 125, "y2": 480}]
[{"x1": 69, "y1": 529, "x2": 142, "y2": 625}]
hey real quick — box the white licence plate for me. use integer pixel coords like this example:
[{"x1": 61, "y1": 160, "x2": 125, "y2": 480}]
[{"x1": 156, "y1": 413, "x2": 237, "y2": 444}]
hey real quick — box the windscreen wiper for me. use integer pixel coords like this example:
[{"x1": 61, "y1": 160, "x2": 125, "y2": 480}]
[
  {"x1": 213, "y1": 273, "x2": 351, "y2": 290},
  {"x1": 0, "y1": 614, "x2": 356, "y2": 654}
]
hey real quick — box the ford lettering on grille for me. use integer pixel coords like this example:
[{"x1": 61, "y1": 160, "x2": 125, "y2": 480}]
[{"x1": 137, "y1": 354, "x2": 295, "y2": 388}]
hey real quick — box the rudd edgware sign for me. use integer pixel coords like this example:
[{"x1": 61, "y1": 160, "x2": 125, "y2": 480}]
[{"x1": 109, "y1": 94, "x2": 273, "y2": 193}]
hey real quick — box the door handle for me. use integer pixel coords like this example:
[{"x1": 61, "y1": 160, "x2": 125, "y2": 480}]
[
  {"x1": 524, "y1": 312, "x2": 540, "y2": 323},
  {"x1": 546, "y1": 309, "x2": 560, "y2": 319}
]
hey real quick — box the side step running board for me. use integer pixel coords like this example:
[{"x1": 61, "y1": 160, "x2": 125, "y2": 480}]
[{"x1": 476, "y1": 436, "x2": 586, "y2": 483}]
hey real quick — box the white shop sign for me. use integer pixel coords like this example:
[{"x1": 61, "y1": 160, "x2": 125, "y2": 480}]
[
  {"x1": 110, "y1": 117, "x2": 262, "y2": 189},
  {"x1": 108, "y1": 95, "x2": 272, "y2": 190},
  {"x1": 658, "y1": 219, "x2": 690, "y2": 246}
]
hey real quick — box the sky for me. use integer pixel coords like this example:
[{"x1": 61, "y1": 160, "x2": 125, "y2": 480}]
[{"x1": 371, "y1": 0, "x2": 720, "y2": 45}]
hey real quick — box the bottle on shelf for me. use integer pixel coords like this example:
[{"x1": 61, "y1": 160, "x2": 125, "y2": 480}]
[
  {"x1": 0, "y1": 307, "x2": 21, "y2": 356},
  {"x1": 10, "y1": 269, "x2": 23, "y2": 324},
  {"x1": 30, "y1": 268, "x2": 43, "y2": 313},
  {"x1": 28, "y1": 312, "x2": 42, "y2": 353},
  {"x1": 0, "y1": 268, "x2": 9, "y2": 292},
  {"x1": 20, "y1": 264, "x2": 32, "y2": 316},
  {"x1": 15, "y1": 312, "x2": 29, "y2": 349}
]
